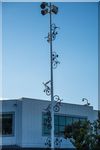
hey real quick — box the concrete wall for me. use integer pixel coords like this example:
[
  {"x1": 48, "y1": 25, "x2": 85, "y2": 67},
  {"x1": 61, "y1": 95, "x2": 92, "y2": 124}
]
[
  {"x1": 16, "y1": 100, "x2": 22, "y2": 146},
  {"x1": 21, "y1": 98, "x2": 50, "y2": 148}
]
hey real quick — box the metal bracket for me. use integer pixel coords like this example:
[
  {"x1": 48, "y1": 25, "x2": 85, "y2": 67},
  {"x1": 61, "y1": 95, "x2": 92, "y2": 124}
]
[{"x1": 43, "y1": 80, "x2": 51, "y2": 96}]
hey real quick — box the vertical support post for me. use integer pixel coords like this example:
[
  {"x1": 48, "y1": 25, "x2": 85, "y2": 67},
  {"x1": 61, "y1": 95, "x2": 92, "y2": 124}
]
[{"x1": 49, "y1": 3, "x2": 54, "y2": 150}]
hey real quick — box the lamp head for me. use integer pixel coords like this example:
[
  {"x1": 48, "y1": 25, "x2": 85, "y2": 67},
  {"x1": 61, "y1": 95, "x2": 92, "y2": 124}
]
[
  {"x1": 41, "y1": 9, "x2": 48, "y2": 15},
  {"x1": 40, "y1": 2, "x2": 48, "y2": 9},
  {"x1": 52, "y1": 5, "x2": 58, "y2": 14}
]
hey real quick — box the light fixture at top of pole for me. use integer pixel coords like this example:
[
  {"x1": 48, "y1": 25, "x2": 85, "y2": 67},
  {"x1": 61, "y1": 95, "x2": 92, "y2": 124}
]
[{"x1": 40, "y1": 2, "x2": 58, "y2": 15}]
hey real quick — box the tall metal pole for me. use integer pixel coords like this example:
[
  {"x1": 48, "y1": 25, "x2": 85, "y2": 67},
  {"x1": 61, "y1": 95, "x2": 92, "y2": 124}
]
[
  {"x1": 49, "y1": 3, "x2": 54, "y2": 150},
  {"x1": 40, "y1": 3, "x2": 60, "y2": 149}
]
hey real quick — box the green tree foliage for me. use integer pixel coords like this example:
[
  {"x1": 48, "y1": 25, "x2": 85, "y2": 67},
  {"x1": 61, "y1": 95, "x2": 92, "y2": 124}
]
[{"x1": 64, "y1": 111, "x2": 100, "y2": 150}]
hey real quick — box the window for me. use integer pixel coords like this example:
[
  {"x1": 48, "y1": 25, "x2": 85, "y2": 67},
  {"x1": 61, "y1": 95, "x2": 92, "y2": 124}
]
[
  {"x1": 79, "y1": 118, "x2": 87, "y2": 122},
  {"x1": 0, "y1": 116, "x2": 2, "y2": 135},
  {"x1": 58, "y1": 116, "x2": 66, "y2": 135},
  {"x1": 66, "y1": 117, "x2": 73, "y2": 125},
  {"x1": 0, "y1": 113, "x2": 14, "y2": 136},
  {"x1": 42, "y1": 113, "x2": 87, "y2": 136},
  {"x1": 42, "y1": 113, "x2": 50, "y2": 135},
  {"x1": 54, "y1": 115, "x2": 59, "y2": 135},
  {"x1": 59, "y1": 116, "x2": 66, "y2": 126},
  {"x1": 73, "y1": 117, "x2": 80, "y2": 123}
]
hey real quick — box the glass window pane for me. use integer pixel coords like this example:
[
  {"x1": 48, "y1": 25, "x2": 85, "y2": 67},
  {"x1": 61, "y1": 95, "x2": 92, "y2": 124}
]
[
  {"x1": 2, "y1": 114, "x2": 12, "y2": 118},
  {"x1": 73, "y1": 117, "x2": 80, "y2": 123},
  {"x1": 66, "y1": 117, "x2": 73, "y2": 125},
  {"x1": 54, "y1": 125, "x2": 59, "y2": 135},
  {"x1": 43, "y1": 126, "x2": 50, "y2": 135},
  {"x1": 59, "y1": 116, "x2": 66, "y2": 126},
  {"x1": 59, "y1": 126, "x2": 65, "y2": 135},
  {"x1": 79, "y1": 118, "x2": 87, "y2": 122},
  {"x1": 42, "y1": 113, "x2": 50, "y2": 135},
  {"x1": 2, "y1": 114, "x2": 13, "y2": 135},
  {"x1": 0, "y1": 116, "x2": 2, "y2": 135},
  {"x1": 42, "y1": 113, "x2": 50, "y2": 125},
  {"x1": 42, "y1": 113, "x2": 87, "y2": 136},
  {"x1": 54, "y1": 115, "x2": 59, "y2": 125}
]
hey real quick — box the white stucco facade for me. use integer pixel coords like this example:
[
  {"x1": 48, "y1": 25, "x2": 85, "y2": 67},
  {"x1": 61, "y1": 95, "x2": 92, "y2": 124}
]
[{"x1": 0, "y1": 97, "x2": 98, "y2": 149}]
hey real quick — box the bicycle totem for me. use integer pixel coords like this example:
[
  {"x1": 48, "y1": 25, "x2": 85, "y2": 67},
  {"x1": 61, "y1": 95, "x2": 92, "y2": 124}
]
[{"x1": 40, "y1": 2, "x2": 62, "y2": 149}]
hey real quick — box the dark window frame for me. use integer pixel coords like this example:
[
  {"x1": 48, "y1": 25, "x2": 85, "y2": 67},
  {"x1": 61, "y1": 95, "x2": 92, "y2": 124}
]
[
  {"x1": 42, "y1": 112, "x2": 87, "y2": 136},
  {"x1": 0, "y1": 112, "x2": 15, "y2": 137}
]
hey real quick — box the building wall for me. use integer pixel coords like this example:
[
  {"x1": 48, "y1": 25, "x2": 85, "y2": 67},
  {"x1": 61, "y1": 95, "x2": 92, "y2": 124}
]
[
  {"x1": 21, "y1": 98, "x2": 74, "y2": 148},
  {"x1": 21, "y1": 98, "x2": 46, "y2": 148},
  {"x1": 1, "y1": 99, "x2": 22, "y2": 146},
  {"x1": 60, "y1": 102, "x2": 98, "y2": 122},
  {"x1": 0, "y1": 98, "x2": 98, "y2": 149},
  {"x1": 16, "y1": 100, "x2": 22, "y2": 146}
]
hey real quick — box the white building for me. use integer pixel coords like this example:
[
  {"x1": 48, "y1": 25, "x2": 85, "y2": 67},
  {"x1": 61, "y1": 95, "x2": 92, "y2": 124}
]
[{"x1": 0, "y1": 97, "x2": 98, "y2": 149}]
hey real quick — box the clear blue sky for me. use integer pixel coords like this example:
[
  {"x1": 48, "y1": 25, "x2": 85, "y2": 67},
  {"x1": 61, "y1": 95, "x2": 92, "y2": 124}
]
[{"x1": 2, "y1": 2, "x2": 98, "y2": 109}]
